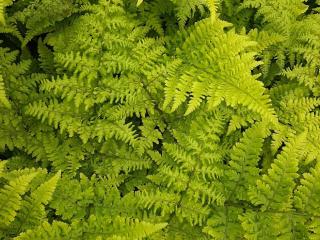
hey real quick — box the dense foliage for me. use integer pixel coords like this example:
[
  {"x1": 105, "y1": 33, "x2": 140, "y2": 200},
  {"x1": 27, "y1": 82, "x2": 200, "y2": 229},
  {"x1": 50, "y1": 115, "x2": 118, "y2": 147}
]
[{"x1": 1, "y1": 0, "x2": 320, "y2": 239}]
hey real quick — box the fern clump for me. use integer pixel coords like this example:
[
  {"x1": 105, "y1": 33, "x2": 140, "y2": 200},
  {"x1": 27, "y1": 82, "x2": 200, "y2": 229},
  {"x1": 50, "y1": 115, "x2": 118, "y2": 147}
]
[{"x1": 1, "y1": 0, "x2": 320, "y2": 239}]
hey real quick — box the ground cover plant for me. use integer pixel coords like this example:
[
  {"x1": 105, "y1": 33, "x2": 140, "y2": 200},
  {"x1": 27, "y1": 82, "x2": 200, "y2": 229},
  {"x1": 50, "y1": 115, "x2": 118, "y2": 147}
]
[{"x1": 1, "y1": 0, "x2": 320, "y2": 239}]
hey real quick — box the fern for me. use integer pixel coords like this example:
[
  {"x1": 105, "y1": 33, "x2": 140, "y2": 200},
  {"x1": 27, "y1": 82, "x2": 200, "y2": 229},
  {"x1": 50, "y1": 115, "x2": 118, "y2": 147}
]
[
  {"x1": 0, "y1": 161, "x2": 60, "y2": 238},
  {"x1": 14, "y1": 221, "x2": 71, "y2": 240},
  {"x1": 226, "y1": 122, "x2": 270, "y2": 201},
  {"x1": 0, "y1": 74, "x2": 10, "y2": 108},
  {"x1": 14, "y1": 216, "x2": 167, "y2": 240},
  {"x1": 0, "y1": 172, "x2": 37, "y2": 227},
  {"x1": 248, "y1": 133, "x2": 307, "y2": 211},
  {"x1": 295, "y1": 163, "x2": 320, "y2": 216},
  {"x1": 1, "y1": 0, "x2": 320, "y2": 239},
  {"x1": 170, "y1": 0, "x2": 209, "y2": 27},
  {"x1": 0, "y1": 0, "x2": 13, "y2": 25},
  {"x1": 11, "y1": 171, "x2": 61, "y2": 232},
  {"x1": 162, "y1": 18, "x2": 277, "y2": 124}
]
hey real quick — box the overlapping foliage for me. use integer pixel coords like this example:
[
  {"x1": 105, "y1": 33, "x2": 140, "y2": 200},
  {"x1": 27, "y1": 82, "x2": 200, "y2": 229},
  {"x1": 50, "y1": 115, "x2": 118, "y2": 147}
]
[{"x1": 1, "y1": 0, "x2": 320, "y2": 239}]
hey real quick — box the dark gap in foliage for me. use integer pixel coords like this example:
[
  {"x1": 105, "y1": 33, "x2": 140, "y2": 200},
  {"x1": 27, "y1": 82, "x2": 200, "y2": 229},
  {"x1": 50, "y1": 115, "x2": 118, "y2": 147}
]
[
  {"x1": 259, "y1": 136, "x2": 273, "y2": 173},
  {"x1": 0, "y1": 34, "x2": 20, "y2": 50},
  {"x1": 47, "y1": 208, "x2": 64, "y2": 224},
  {"x1": 26, "y1": 34, "x2": 47, "y2": 60},
  {"x1": 0, "y1": 149, "x2": 14, "y2": 160},
  {"x1": 305, "y1": 0, "x2": 319, "y2": 14},
  {"x1": 153, "y1": 126, "x2": 163, "y2": 153},
  {"x1": 125, "y1": 113, "x2": 143, "y2": 136}
]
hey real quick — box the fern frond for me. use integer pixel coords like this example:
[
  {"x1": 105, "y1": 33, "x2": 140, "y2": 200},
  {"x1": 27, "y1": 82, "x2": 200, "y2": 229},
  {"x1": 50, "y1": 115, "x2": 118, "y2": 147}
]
[
  {"x1": 203, "y1": 207, "x2": 243, "y2": 239},
  {"x1": 248, "y1": 133, "x2": 307, "y2": 211},
  {"x1": 14, "y1": 221, "x2": 71, "y2": 240},
  {"x1": 170, "y1": 0, "x2": 209, "y2": 27},
  {"x1": 15, "y1": 215, "x2": 167, "y2": 240},
  {"x1": 308, "y1": 217, "x2": 320, "y2": 240},
  {"x1": 137, "y1": 0, "x2": 143, "y2": 7},
  {"x1": 25, "y1": 99, "x2": 82, "y2": 137},
  {"x1": 49, "y1": 174, "x2": 95, "y2": 221},
  {"x1": 227, "y1": 122, "x2": 270, "y2": 201},
  {"x1": 0, "y1": 0, "x2": 13, "y2": 25},
  {"x1": 0, "y1": 74, "x2": 11, "y2": 108},
  {"x1": 294, "y1": 163, "x2": 320, "y2": 216},
  {"x1": 136, "y1": 190, "x2": 179, "y2": 216},
  {"x1": 175, "y1": 197, "x2": 212, "y2": 226},
  {"x1": 247, "y1": 28, "x2": 285, "y2": 53},
  {"x1": 0, "y1": 160, "x2": 7, "y2": 176},
  {"x1": 240, "y1": 210, "x2": 306, "y2": 240},
  {"x1": 162, "y1": 18, "x2": 277, "y2": 124},
  {"x1": 0, "y1": 172, "x2": 38, "y2": 227},
  {"x1": 37, "y1": 39, "x2": 55, "y2": 73},
  {"x1": 13, "y1": 0, "x2": 78, "y2": 45},
  {"x1": 226, "y1": 107, "x2": 260, "y2": 134},
  {"x1": 12, "y1": 171, "x2": 61, "y2": 232}
]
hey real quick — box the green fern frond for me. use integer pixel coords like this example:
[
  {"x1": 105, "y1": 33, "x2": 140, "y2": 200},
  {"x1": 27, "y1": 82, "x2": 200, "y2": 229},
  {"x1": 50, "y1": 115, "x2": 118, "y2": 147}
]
[
  {"x1": 226, "y1": 107, "x2": 260, "y2": 134},
  {"x1": 0, "y1": 74, "x2": 11, "y2": 109},
  {"x1": 136, "y1": 0, "x2": 143, "y2": 7},
  {"x1": 294, "y1": 163, "x2": 320, "y2": 216},
  {"x1": 15, "y1": 215, "x2": 167, "y2": 240},
  {"x1": 239, "y1": 211, "x2": 306, "y2": 240},
  {"x1": 247, "y1": 28, "x2": 285, "y2": 53},
  {"x1": 0, "y1": 160, "x2": 7, "y2": 176},
  {"x1": 308, "y1": 217, "x2": 320, "y2": 240},
  {"x1": 0, "y1": 0, "x2": 13, "y2": 25},
  {"x1": 227, "y1": 122, "x2": 270, "y2": 201},
  {"x1": 170, "y1": 0, "x2": 210, "y2": 27},
  {"x1": 0, "y1": 172, "x2": 38, "y2": 227},
  {"x1": 9, "y1": 171, "x2": 61, "y2": 233},
  {"x1": 203, "y1": 207, "x2": 243, "y2": 240},
  {"x1": 162, "y1": 18, "x2": 277, "y2": 124},
  {"x1": 14, "y1": 221, "x2": 71, "y2": 240},
  {"x1": 37, "y1": 39, "x2": 55, "y2": 73},
  {"x1": 248, "y1": 132, "x2": 307, "y2": 211}
]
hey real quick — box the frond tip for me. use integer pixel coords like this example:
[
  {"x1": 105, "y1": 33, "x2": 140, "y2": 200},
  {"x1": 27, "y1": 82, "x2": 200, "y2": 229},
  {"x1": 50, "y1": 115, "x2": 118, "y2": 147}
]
[{"x1": 137, "y1": 0, "x2": 144, "y2": 7}]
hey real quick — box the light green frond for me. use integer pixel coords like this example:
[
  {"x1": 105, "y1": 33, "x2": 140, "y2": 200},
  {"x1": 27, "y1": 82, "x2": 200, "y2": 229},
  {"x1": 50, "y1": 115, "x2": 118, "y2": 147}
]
[
  {"x1": 0, "y1": 160, "x2": 7, "y2": 176},
  {"x1": 0, "y1": 0, "x2": 13, "y2": 25},
  {"x1": 136, "y1": 189, "x2": 179, "y2": 216},
  {"x1": 136, "y1": 0, "x2": 143, "y2": 7},
  {"x1": 227, "y1": 122, "x2": 270, "y2": 201},
  {"x1": 163, "y1": 18, "x2": 277, "y2": 123},
  {"x1": 14, "y1": 221, "x2": 71, "y2": 240},
  {"x1": 175, "y1": 197, "x2": 212, "y2": 226},
  {"x1": 247, "y1": 28, "x2": 285, "y2": 53},
  {"x1": 30, "y1": 171, "x2": 61, "y2": 204},
  {"x1": 248, "y1": 133, "x2": 307, "y2": 211},
  {"x1": 0, "y1": 172, "x2": 38, "y2": 227},
  {"x1": 294, "y1": 163, "x2": 320, "y2": 216},
  {"x1": 10, "y1": 171, "x2": 61, "y2": 232},
  {"x1": 203, "y1": 207, "x2": 243, "y2": 240},
  {"x1": 170, "y1": 0, "x2": 210, "y2": 27},
  {"x1": 308, "y1": 217, "x2": 320, "y2": 240},
  {"x1": 0, "y1": 75, "x2": 11, "y2": 109},
  {"x1": 240, "y1": 211, "x2": 306, "y2": 240},
  {"x1": 37, "y1": 39, "x2": 55, "y2": 73}
]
